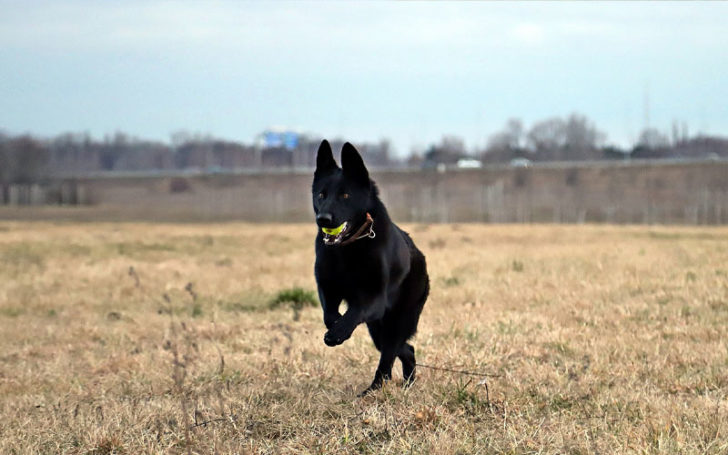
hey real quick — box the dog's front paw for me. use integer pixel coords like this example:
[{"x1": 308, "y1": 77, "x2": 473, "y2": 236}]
[
  {"x1": 323, "y1": 322, "x2": 351, "y2": 347},
  {"x1": 323, "y1": 330, "x2": 341, "y2": 346},
  {"x1": 324, "y1": 329, "x2": 348, "y2": 346}
]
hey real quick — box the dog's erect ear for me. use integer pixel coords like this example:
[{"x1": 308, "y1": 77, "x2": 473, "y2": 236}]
[
  {"x1": 341, "y1": 142, "x2": 369, "y2": 185},
  {"x1": 315, "y1": 140, "x2": 338, "y2": 175}
]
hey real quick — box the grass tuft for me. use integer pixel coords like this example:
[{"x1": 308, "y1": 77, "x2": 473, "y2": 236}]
[
  {"x1": 270, "y1": 287, "x2": 318, "y2": 321},
  {"x1": 269, "y1": 287, "x2": 318, "y2": 309},
  {"x1": 442, "y1": 276, "x2": 461, "y2": 287}
]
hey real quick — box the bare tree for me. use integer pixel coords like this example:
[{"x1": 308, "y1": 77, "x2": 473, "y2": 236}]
[
  {"x1": 423, "y1": 135, "x2": 466, "y2": 166},
  {"x1": 482, "y1": 118, "x2": 526, "y2": 163},
  {"x1": 440, "y1": 135, "x2": 466, "y2": 155},
  {"x1": 7, "y1": 136, "x2": 48, "y2": 183},
  {"x1": 0, "y1": 137, "x2": 10, "y2": 203},
  {"x1": 527, "y1": 117, "x2": 567, "y2": 159},
  {"x1": 564, "y1": 114, "x2": 604, "y2": 149},
  {"x1": 488, "y1": 118, "x2": 523, "y2": 150},
  {"x1": 562, "y1": 114, "x2": 605, "y2": 160},
  {"x1": 526, "y1": 113, "x2": 605, "y2": 161},
  {"x1": 637, "y1": 128, "x2": 670, "y2": 149}
]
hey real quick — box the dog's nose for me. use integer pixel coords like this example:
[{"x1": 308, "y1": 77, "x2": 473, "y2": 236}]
[{"x1": 316, "y1": 213, "x2": 333, "y2": 227}]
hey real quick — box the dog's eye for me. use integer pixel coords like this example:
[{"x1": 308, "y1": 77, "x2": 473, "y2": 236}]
[
  {"x1": 318, "y1": 192, "x2": 325, "y2": 199},
  {"x1": 341, "y1": 193, "x2": 349, "y2": 199}
]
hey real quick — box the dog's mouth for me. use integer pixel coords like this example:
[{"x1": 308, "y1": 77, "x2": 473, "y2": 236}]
[{"x1": 321, "y1": 221, "x2": 350, "y2": 245}]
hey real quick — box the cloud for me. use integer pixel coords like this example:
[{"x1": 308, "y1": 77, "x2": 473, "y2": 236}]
[
  {"x1": 2, "y1": 2, "x2": 720, "y2": 58},
  {"x1": 1, "y1": 1, "x2": 727, "y2": 153},
  {"x1": 510, "y1": 23, "x2": 545, "y2": 45}
]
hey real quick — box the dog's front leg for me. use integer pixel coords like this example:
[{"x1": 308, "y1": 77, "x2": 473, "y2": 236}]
[
  {"x1": 323, "y1": 307, "x2": 361, "y2": 346},
  {"x1": 324, "y1": 294, "x2": 386, "y2": 347},
  {"x1": 318, "y1": 288, "x2": 342, "y2": 330}
]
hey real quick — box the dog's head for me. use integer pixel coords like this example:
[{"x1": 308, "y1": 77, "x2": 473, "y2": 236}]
[{"x1": 312, "y1": 140, "x2": 372, "y2": 245}]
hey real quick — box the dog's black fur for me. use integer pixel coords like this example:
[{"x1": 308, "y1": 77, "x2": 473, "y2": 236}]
[{"x1": 312, "y1": 140, "x2": 429, "y2": 395}]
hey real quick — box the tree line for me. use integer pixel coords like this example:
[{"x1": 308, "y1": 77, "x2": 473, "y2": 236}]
[
  {"x1": 1, "y1": 112, "x2": 727, "y2": 187},
  {"x1": 413, "y1": 114, "x2": 728, "y2": 167}
]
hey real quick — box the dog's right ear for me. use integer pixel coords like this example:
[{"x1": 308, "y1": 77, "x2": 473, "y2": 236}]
[{"x1": 315, "y1": 140, "x2": 338, "y2": 175}]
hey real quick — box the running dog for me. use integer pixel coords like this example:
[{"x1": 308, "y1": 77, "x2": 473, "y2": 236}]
[{"x1": 312, "y1": 140, "x2": 429, "y2": 395}]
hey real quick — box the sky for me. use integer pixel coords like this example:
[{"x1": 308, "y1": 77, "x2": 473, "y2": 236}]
[{"x1": 1, "y1": 1, "x2": 727, "y2": 156}]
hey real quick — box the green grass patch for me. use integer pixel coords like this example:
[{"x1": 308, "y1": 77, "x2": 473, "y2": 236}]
[
  {"x1": 444, "y1": 379, "x2": 490, "y2": 416},
  {"x1": 270, "y1": 287, "x2": 318, "y2": 321},
  {"x1": 269, "y1": 287, "x2": 318, "y2": 309},
  {"x1": 0, "y1": 243, "x2": 46, "y2": 270},
  {"x1": 441, "y1": 276, "x2": 461, "y2": 287},
  {"x1": 115, "y1": 241, "x2": 177, "y2": 256},
  {"x1": 0, "y1": 307, "x2": 25, "y2": 317}
]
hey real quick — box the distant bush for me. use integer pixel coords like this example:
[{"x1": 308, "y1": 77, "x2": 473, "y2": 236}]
[
  {"x1": 270, "y1": 287, "x2": 318, "y2": 321},
  {"x1": 270, "y1": 287, "x2": 318, "y2": 309}
]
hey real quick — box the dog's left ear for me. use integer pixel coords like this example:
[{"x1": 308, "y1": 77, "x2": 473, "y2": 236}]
[{"x1": 341, "y1": 142, "x2": 369, "y2": 185}]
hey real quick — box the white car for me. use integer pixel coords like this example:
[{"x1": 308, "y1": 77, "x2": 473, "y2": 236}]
[
  {"x1": 509, "y1": 158, "x2": 532, "y2": 168},
  {"x1": 456, "y1": 158, "x2": 483, "y2": 169}
]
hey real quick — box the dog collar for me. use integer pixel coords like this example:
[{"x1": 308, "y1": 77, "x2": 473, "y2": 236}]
[{"x1": 338, "y1": 212, "x2": 376, "y2": 246}]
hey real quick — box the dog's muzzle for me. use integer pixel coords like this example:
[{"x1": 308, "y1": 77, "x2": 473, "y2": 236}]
[{"x1": 321, "y1": 222, "x2": 350, "y2": 245}]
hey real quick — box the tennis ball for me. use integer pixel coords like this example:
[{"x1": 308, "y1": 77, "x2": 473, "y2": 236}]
[{"x1": 322, "y1": 222, "x2": 347, "y2": 236}]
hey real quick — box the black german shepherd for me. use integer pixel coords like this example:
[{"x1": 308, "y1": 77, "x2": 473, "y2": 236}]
[{"x1": 312, "y1": 140, "x2": 430, "y2": 395}]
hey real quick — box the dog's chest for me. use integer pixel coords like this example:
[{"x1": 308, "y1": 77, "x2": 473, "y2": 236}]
[{"x1": 317, "y1": 249, "x2": 384, "y2": 292}]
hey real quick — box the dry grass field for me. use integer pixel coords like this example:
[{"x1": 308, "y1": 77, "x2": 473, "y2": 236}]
[{"x1": 1, "y1": 221, "x2": 727, "y2": 454}]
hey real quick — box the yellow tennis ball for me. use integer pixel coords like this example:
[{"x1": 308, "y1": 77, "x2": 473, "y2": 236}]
[{"x1": 322, "y1": 222, "x2": 347, "y2": 236}]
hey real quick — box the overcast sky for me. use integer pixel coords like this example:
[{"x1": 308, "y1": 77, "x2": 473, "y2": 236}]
[{"x1": 1, "y1": 1, "x2": 727, "y2": 156}]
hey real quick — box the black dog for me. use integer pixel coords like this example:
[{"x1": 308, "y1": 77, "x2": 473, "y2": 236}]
[{"x1": 312, "y1": 140, "x2": 429, "y2": 395}]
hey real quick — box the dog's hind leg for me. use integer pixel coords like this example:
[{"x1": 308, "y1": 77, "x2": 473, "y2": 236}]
[
  {"x1": 361, "y1": 321, "x2": 396, "y2": 395},
  {"x1": 359, "y1": 346, "x2": 399, "y2": 396},
  {"x1": 398, "y1": 343, "x2": 416, "y2": 386}
]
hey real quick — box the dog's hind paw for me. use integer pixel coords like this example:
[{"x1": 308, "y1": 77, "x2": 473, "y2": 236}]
[
  {"x1": 357, "y1": 372, "x2": 391, "y2": 397},
  {"x1": 357, "y1": 384, "x2": 379, "y2": 397},
  {"x1": 357, "y1": 388, "x2": 372, "y2": 397}
]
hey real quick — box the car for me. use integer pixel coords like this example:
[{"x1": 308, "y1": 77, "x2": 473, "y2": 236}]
[
  {"x1": 509, "y1": 157, "x2": 532, "y2": 167},
  {"x1": 456, "y1": 158, "x2": 483, "y2": 169}
]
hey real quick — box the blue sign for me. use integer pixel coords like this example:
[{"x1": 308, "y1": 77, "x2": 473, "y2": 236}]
[{"x1": 263, "y1": 130, "x2": 299, "y2": 150}]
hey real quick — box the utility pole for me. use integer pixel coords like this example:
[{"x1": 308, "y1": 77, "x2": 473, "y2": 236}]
[{"x1": 643, "y1": 81, "x2": 650, "y2": 131}]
